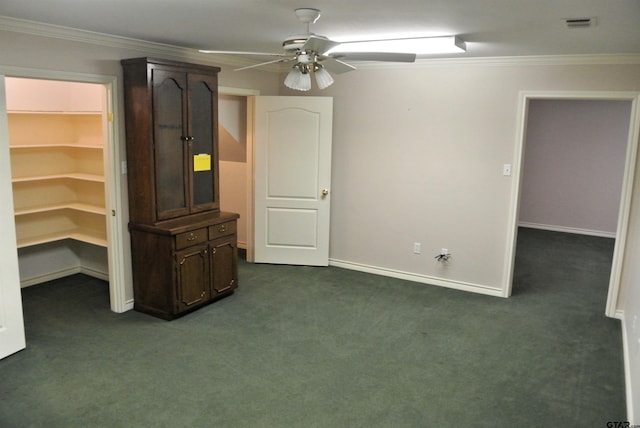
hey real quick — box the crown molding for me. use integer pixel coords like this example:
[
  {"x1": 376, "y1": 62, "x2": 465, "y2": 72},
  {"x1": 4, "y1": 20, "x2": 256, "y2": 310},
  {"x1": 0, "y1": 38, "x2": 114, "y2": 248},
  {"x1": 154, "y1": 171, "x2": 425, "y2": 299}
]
[
  {"x1": 0, "y1": 15, "x2": 280, "y2": 71},
  {"x1": 2, "y1": 15, "x2": 639, "y2": 73},
  {"x1": 0, "y1": 15, "x2": 176, "y2": 53},
  {"x1": 353, "y1": 53, "x2": 640, "y2": 70}
]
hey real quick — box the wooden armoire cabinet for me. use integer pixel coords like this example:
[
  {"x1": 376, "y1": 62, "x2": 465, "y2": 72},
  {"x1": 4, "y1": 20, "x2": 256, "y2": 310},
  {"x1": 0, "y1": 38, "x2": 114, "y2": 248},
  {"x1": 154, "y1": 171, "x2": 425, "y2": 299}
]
[{"x1": 121, "y1": 57, "x2": 239, "y2": 320}]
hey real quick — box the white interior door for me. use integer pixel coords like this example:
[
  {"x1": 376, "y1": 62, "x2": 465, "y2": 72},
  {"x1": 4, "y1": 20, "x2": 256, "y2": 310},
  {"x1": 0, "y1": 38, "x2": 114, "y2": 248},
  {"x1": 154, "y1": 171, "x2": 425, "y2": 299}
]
[
  {"x1": 0, "y1": 76, "x2": 26, "y2": 359},
  {"x1": 253, "y1": 96, "x2": 333, "y2": 266}
]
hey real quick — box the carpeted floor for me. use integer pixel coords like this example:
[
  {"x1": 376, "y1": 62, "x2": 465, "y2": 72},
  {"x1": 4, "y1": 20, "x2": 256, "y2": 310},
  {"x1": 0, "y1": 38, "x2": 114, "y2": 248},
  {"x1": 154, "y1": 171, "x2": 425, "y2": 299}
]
[{"x1": 0, "y1": 228, "x2": 626, "y2": 427}]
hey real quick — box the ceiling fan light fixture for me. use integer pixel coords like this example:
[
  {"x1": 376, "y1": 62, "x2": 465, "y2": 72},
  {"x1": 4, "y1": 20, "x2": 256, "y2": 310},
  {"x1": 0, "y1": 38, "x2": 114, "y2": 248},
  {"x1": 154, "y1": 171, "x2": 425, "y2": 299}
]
[
  {"x1": 313, "y1": 65, "x2": 334, "y2": 90},
  {"x1": 327, "y1": 35, "x2": 466, "y2": 55},
  {"x1": 298, "y1": 70, "x2": 312, "y2": 91},
  {"x1": 284, "y1": 65, "x2": 312, "y2": 91},
  {"x1": 284, "y1": 67, "x2": 301, "y2": 89}
]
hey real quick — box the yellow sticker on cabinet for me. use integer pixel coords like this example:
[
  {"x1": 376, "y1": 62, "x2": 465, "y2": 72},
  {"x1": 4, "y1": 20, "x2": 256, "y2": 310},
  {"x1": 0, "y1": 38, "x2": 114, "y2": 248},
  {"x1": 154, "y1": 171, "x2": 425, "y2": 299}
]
[{"x1": 194, "y1": 154, "x2": 211, "y2": 172}]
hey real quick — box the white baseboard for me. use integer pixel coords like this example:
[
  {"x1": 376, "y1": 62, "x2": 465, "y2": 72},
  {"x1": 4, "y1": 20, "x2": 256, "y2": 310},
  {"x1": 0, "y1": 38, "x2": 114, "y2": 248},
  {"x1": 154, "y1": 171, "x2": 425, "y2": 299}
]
[
  {"x1": 79, "y1": 267, "x2": 109, "y2": 281},
  {"x1": 20, "y1": 266, "x2": 108, "y2": 288},
  {"x1": 122, "y1": 299, "x2": 135, "y2": 312},
  {"x1": 619, "y1": 311, "x2": 635, "y2": 424},
  {"x1": 20, "y1": 267, "x2": 82, "y2": 288},
  {"x1": 328, "y1": 258, "x2": 504, "y2": 298},
  {"x1": 518, "y1": 222, "x2": 616, "y2": 238}
]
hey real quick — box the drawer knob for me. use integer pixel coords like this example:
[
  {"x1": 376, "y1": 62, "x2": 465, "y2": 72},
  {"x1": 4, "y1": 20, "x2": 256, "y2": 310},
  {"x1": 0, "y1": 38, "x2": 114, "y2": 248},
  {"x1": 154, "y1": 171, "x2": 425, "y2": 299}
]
[
  {"x1": 187, "y1": 233, "x2": 197, "y2": 241},
  {"x1": 219, "y1": 225, "x2": 226, "y2": 233}
]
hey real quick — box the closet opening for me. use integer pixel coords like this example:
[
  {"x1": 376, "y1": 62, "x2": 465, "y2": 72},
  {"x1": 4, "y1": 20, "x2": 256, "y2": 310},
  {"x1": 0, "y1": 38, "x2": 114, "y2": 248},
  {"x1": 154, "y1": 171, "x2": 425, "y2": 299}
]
[
  {"x1": 218, "y1": 93, "x2": 249, "y2": 258},
  {"x1": 218, "y1": 86, "x2": 261, "y2": 262},
  {"x1": 5, "y1": 77, "x2": 111, "y2": 298}
]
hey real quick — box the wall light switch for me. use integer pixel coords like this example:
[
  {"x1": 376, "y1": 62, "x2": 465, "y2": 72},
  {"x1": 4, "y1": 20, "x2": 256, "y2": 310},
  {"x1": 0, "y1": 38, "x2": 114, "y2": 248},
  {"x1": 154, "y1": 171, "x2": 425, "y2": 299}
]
[
  {"x1": 503, "y1": 164, "x2": 512, "y2": 176},
  {"x1": 413, "y1": 242, "x2": 421, "y2": 254}
]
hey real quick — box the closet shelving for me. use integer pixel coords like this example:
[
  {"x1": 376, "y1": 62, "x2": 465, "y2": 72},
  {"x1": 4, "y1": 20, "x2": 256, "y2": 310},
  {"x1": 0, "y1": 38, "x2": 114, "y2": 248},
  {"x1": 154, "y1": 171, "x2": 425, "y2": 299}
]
[{"x1": 6, "y1": 79, "x2": 107, "y2": 249}]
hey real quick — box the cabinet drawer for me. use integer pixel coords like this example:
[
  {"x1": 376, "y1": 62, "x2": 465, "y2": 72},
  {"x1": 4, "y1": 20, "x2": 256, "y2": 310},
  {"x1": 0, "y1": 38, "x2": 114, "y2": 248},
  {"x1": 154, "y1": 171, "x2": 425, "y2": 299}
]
[
  {"x1": 175, "y1": 228, "x2": 208, "y2": 249},
  {"x1": 209, "y1": 221, "x2": 236, "y2": 240}
]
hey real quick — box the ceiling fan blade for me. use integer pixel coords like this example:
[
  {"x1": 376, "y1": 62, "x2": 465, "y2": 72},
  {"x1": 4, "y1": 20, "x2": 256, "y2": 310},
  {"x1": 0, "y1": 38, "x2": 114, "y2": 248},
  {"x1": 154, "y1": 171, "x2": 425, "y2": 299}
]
[
  {"x1": 199, "y1": 49, "x2": 286, "y2": 57},
  {"x1": 320, "y1": 57, "x2": 357, "y2": 74},
  {"x1": 330, "y1": 52, "x2": 417, "y2": 63},
  {"x1": 234, "y1": 57, "x2": 294, "y2": 71},
  {"x1": 302, "y1": 35, "x2": 341, "y2": 54}
]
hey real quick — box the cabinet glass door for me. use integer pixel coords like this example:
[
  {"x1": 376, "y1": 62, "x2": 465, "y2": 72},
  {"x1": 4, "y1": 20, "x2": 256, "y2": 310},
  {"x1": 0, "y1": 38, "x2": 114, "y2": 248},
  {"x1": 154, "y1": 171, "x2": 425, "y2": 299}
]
[
  {"x1": 153, "y1": 70, "x2": 189, "y2": 220},
  {"x1": 188, "y1": 74, "x2": 219, "y2": 212}
]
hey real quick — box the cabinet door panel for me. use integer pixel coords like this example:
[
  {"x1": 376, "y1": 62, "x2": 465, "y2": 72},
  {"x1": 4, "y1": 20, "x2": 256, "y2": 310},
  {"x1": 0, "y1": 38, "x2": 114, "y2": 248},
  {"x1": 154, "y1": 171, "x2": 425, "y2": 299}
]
[
  {"x1": 210, "y1": 238, "x2": 237, "y2": 295},
  {"x1": 176, "y1": 245, "x2": 210, "y2": 311},
  {"x1": 153, "y1": 69, "x2": 189, "y2": 220},
  {"x1": 188, "y1": 73, "x2": 219, "y2": 212}
]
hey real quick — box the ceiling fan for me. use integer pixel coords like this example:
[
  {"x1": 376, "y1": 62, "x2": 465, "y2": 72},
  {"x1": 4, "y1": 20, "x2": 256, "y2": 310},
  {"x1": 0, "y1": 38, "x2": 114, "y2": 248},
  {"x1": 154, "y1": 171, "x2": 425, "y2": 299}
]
[{"x1": 198, "y1": 8, "x2": 418, "y2": 91}]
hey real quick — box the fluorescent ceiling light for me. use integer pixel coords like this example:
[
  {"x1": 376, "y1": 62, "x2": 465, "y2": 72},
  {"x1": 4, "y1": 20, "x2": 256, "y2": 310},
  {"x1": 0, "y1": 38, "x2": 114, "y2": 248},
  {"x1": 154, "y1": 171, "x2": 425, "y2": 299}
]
[{"x1": 327, "y1": 36, "x2": 466, "y2": 55}]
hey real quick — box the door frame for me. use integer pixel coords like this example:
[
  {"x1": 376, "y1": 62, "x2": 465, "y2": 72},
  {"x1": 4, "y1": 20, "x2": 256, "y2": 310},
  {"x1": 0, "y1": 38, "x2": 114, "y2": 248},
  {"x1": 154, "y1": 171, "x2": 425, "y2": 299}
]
[
  {"x1": 504, "y1": 90, "x2": 640, "y2": 318},
  {"x1": 0, "y1": 74, "x2": 26, "y2": 359},
  {"x1": 0, "y1": 65, "x2": 129, "y2": 313},
  {"x1": 219, "y1": 86, "x2": 260, "y2": 262}
]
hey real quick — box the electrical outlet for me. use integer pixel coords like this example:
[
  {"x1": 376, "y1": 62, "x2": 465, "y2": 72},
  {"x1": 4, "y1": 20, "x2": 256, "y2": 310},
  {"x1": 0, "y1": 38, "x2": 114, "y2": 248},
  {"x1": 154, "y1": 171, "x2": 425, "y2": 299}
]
[
  {"x1": 413, "y1": 242, "x2": 421, "y2": 254},
  {"x1": 435, "y1": 248, "x2": 451, "y2": 262}
]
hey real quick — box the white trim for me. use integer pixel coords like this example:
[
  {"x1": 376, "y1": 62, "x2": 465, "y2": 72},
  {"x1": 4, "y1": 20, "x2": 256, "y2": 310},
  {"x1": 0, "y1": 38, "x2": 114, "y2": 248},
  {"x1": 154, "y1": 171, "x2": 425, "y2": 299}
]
[
  {"x1": 504, "y1": 91, "x2": 640, "y2": 320},
  {"x1": 218, "y1": 87, "x2": 260, "y2": 262},
  {"x1": 102, "y1": 77, "x2": 130, "y2": 313},
  {"x1": 19, "y1": 266, "x2": 108, "y2": 288},
  {"x1": 2, "y1": 15, "x2": 640, "y2": 73},
  {"x1": 375, "y1": 53, "x2": 640, "y2": 69},
  {"x1": 219, "y1": 86, "x2": 260, "y2": 97},
  {"x1": 502, "y1": 91, "x2": 529, "y2": 297},
  {"x1": 0, "y1": 67, "x2": 131, "y2": 314},
  {"x1": 19, "y1": 267, "x2": 82, "y2": 288},
  {"x1": 518, "y1": 222, "x2": 617, "y2": 239},
  {"x1": 608, "y1": 95, "x2": 640, "y2": 318},
  {"x1": 0, "y1": 75, "x2": 26, "y2": 359},
  {"x1": 0, "y1": 65, "x2": 114, "y2": 84},
  {"x1": 80, "y1": 266, "x2": 109, "y2": 282},
  {"x1": 619, "y1": 312, "x2": 635, "y2": 424},
  {"x1": 329, "y1": 258, "x2": 504, "y2": 298},
  {"x1": 0, "y1": 15, "x2": 271, "y2": 71}
]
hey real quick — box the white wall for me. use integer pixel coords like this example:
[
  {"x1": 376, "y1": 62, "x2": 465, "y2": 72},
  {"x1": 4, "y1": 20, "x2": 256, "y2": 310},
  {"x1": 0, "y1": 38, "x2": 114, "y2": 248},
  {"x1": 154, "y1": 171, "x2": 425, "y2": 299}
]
[
  {"x1": 520, "y1": 99, "x2": 631, "y2": 237},
  {"x1": 282, "y1": 62, "x2": 640, "y2": 295}
]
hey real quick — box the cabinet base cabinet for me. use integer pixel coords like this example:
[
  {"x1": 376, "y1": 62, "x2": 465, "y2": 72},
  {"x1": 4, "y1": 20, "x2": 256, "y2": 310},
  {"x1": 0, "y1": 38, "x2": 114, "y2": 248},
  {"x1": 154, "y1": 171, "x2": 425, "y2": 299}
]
[
  {"x1": 130, "y1": 212, "x2": 239, "y2": 320},
  {"x1": 176, "y1": 244, "x2": 211, "y2": 312},
  {"x1": 211, "y1": 238, "x2": 238, "y2": 294}
]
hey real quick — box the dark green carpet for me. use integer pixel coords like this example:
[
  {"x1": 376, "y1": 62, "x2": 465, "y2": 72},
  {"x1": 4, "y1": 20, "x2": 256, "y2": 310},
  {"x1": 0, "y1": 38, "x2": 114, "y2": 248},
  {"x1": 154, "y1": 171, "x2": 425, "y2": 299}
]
[{"x1": 0, "y1": 228, "x2": 626, "y2": 427}]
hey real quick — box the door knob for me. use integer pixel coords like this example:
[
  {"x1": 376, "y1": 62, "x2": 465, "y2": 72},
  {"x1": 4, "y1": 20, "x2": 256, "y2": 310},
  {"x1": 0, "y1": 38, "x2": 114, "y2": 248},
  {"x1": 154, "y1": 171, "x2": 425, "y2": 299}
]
[{"x1": 321, "y1": 189, "x2": 329, "y2": 198}]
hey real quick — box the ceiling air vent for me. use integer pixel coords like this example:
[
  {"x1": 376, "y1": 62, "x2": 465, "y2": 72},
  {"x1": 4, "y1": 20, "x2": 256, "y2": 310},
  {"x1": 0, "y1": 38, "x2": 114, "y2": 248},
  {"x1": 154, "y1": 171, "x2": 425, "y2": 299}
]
[{"x1": 563, "y1": 17, "x2": 596, "y2": 28}]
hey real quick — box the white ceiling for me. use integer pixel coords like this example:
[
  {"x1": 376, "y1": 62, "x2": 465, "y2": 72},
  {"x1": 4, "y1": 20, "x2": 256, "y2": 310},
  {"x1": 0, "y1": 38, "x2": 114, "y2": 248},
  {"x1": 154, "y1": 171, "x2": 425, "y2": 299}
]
[{"x1": 1, "y1": 0, "x2": 639, "y2": 61}]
